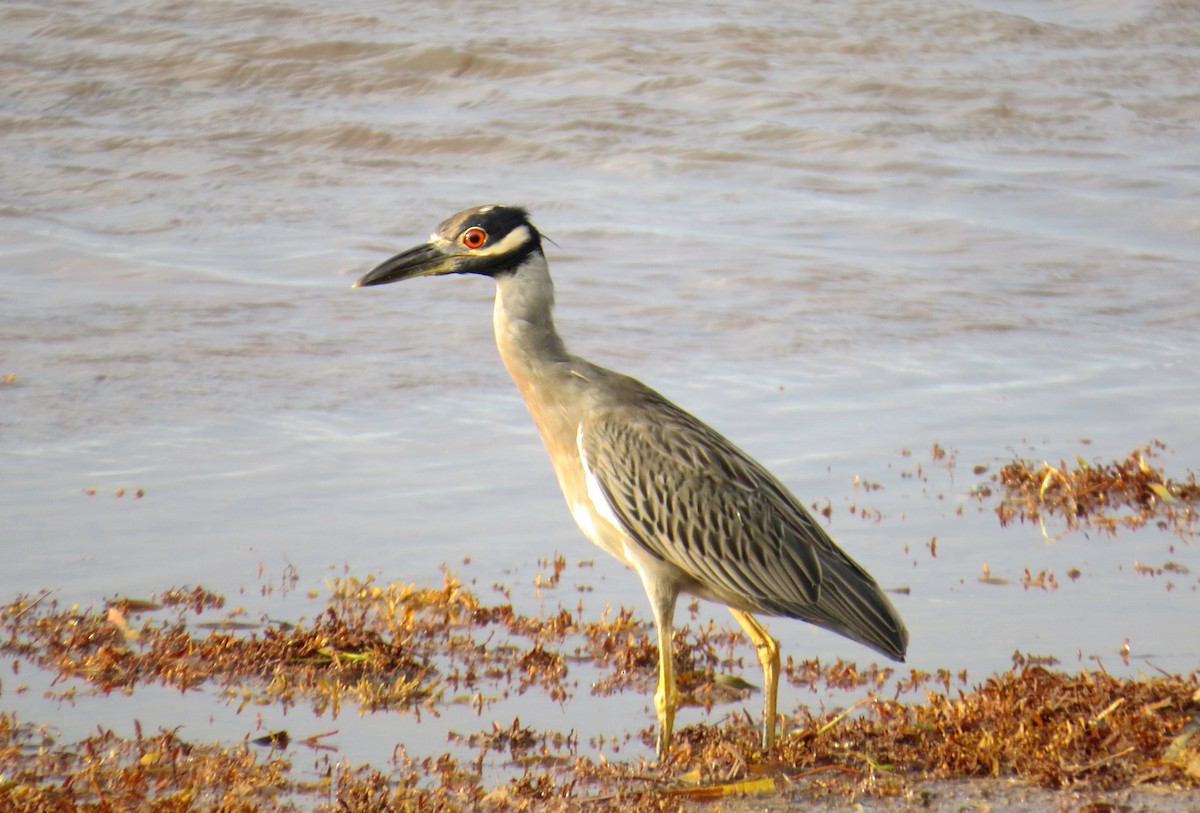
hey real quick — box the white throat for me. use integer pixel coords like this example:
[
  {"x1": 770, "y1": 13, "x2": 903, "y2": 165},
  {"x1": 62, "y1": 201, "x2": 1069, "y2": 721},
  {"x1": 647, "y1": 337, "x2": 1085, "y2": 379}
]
[{"x1": 492, "y1": 252, "x2": 570, "y2": 376}]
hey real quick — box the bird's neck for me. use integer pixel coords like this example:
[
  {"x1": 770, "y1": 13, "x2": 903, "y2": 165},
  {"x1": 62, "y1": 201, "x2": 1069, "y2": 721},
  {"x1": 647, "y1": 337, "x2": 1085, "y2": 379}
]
[
  {"x1": 492, "y1": 250, "x2": 596, "y2": 532},
  {"x1": 492, "y1": 252, "x2": 572, "y2": 392}
]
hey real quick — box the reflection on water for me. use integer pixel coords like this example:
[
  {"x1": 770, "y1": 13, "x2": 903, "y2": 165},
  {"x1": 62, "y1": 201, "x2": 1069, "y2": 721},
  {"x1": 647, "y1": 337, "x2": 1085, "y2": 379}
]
[{"x1": 1, "y1": 0, "x2": 1197, "y2": 771}]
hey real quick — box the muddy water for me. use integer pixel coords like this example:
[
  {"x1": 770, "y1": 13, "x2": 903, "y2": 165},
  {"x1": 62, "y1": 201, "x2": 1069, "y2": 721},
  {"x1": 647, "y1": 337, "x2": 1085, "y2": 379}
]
[{"x1": 2, "y1": 0, "x2": 1198, "y2": 776}]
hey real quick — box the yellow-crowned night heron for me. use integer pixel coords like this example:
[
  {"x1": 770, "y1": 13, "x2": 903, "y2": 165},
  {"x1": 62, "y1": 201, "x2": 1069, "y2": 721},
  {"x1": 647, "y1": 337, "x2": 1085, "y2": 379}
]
[{"x1": 354, "y1": 204, "x2": 908, "y2": 757}]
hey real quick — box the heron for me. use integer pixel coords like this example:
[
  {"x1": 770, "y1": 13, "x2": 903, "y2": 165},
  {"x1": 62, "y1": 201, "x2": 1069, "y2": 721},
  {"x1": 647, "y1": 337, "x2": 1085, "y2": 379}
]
[{"x1": 353, "y1": 204, "x2": 908, "y2": 757}]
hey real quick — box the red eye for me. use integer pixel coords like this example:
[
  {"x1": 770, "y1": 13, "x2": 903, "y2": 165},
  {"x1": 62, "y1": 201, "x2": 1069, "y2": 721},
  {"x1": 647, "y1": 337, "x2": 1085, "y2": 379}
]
[{"x1": 461, "y1": 227, "x2": 487, "y2": 249}]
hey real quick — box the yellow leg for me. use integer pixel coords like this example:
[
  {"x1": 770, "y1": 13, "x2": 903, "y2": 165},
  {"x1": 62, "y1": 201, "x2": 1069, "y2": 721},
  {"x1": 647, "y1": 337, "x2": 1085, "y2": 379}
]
[
  {"x1": 730, "y1": 609, "x2": 781, "y2": 750},
  {"x1": 641, "y1": 583, "x2": 681, "y2": 759},
  {"x1": 653, "y1": 621, "x2": 680, "y2": 759}
]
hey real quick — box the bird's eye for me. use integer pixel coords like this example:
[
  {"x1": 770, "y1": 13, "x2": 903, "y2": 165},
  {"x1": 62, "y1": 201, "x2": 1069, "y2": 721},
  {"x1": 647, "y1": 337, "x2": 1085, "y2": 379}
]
[{"x1": 461, "y1": 227, "x2": 488, "y2": 249}]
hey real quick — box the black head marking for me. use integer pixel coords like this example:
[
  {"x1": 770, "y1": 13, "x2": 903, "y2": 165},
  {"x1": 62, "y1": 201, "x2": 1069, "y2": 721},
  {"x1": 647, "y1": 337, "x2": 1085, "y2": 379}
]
[
  {"x1": 436, "y1": 205, "x2": 543, "y2": 277},
  {"x1": 354, "y1": 204, "x2": 545, "y2": 288}
]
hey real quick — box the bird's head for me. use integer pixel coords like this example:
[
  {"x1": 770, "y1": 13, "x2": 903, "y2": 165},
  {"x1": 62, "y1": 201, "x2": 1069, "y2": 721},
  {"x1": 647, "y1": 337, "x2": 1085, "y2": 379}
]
[{"x1": 353, "y1": 204, "x2": 543, "y2": 288}]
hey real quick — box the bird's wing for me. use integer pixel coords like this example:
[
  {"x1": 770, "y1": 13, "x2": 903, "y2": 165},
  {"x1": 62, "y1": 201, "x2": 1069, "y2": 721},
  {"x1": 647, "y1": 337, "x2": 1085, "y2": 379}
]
[{"x1": 580, "y1": 394, "x2": 906, "y2": 658}]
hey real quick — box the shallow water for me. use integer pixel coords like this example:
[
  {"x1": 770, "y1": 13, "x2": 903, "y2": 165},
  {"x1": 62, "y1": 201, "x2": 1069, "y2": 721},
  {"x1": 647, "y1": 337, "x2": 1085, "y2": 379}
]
[{"x1": 2, "y1": 0, "x2": 1198, "y2": 781}]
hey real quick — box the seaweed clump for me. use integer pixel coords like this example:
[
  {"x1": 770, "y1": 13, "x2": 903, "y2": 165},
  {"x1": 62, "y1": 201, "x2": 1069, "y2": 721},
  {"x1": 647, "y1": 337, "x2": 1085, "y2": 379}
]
[
  {"x1": 1, "y1": 573, "x2": 1198, "y2": 811},
  {"x1": 0, "y1": 665, "x2": 1196, "y2": 811},
  {"x1": 993, "y1": 442, "x2": 1199, "y2": 540}
]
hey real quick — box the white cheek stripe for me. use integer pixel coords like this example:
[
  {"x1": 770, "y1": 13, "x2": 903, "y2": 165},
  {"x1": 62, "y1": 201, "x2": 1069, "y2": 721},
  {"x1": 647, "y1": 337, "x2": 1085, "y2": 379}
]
[{"x1": 475, "y1": 224, "x2": 532, "y2": 257}]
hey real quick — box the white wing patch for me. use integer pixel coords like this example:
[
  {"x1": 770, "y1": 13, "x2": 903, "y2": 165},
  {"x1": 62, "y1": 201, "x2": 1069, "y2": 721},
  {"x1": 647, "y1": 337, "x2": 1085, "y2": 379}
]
[
  {"x1": 574, "y1": 424, "x2": 653, "y2": 576},
  {"x1": 576, "y1": 423, "x2": 625, "y2": 533},
  {"x1": 570, "y1": 500, "x2": 601, "y2": 544}
]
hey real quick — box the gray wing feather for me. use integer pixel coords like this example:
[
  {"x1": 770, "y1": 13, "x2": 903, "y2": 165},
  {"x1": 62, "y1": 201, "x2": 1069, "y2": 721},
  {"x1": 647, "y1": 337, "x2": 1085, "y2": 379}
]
[{"x1": 581, "y1": 392, "x2": 907, "y2": 661}]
